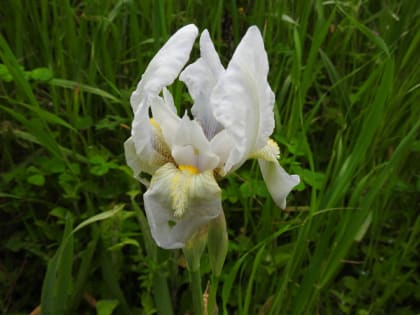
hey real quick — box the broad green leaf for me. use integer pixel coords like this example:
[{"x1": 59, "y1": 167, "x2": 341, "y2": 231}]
[
  {"x1": 28, "y1": 67, "x2": 53, "y2": 81},
  {"x1": 27, "y1": 174, "x2": 45, "y2": 186},
  {"x1": 0, "y1": 63, "x2": 13, "y2": 81},
  {"x1": 96, "y1": 300, "x2": 119, "y2": 315}
]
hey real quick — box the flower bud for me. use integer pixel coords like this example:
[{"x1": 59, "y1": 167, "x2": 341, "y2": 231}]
[
  {"x1": 183, "y1": 224, "x2": 208, "y2": 271},
  {"x1": 207, "y1": 211, "x2": 228, "y2": 277}
]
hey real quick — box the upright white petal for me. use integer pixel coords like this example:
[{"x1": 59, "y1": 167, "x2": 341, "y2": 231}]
[
  {"x1": 129, "y1": 25, "x2": 198, "y2": 177},
  {"x1": 162, "y1": 87, "x2": 177, "y2": 113},
  {"x1": 130, "y1": 24, "x2": 199, "y2": 112},
  {"x1": 212, "y1": 26, "x2": 275, "y2": 173},
  {"x1": 144, "y1": 163, "x2": 222, "y2": 249},
  {"x1": 180, "y1": 30, "x2": 224, "y2": 139},
  {"x1": 258, "y1": 159, "x2": 300, "y2": 209}
]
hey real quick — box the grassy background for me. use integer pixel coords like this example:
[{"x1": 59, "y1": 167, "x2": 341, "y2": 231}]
[{"x1": 1, "y1": 0, "x2": 419, "y2": 314}]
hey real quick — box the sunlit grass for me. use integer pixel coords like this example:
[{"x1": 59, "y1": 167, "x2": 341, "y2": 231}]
[{"x1": 1, "y1": 1, "x2": 419, "y2": 314}]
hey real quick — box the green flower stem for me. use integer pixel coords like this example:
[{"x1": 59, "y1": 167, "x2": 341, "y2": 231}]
[
  {"x1": 189, "y1": 268, "x2": 204, "y2": 315},
  {"x1": 208, "y1": 275, "x2": 220, "y2": 315},
  {"x1": 153, "y1": 270, "x2": 174, "y2": 315}
]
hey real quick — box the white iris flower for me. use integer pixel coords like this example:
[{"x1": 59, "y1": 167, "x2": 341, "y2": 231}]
[{"x1": 125, "y1": 24, "x2": 300, "y2": 249}]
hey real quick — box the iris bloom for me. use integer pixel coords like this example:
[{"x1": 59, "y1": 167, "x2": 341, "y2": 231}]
[{"x1": 125, "y1": 24, "x2": 300, "y2": 249}]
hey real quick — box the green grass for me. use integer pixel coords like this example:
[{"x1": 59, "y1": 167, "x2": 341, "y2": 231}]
[{"x1": 1, "y1": 1, "x2": 419, "y2": 314}]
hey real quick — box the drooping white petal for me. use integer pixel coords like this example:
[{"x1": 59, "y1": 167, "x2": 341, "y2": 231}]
[
  {"x1": 130, "y1": 101, "x2": 159, "y2": 174},
  {"x1": 212, "y1": 26, "x2": 275, "y2": 173},
  {"x1": 258, "y1": 159, "x2": 300, "y2": 209},
  {"x1": 171, "y1": 116, "x2": 220, "y2": 172},
  {"x1": 130, "y1": 24, "x2": 199, "y2": 112},
  {"x1": 144, "y1": 163, "x2": 222, "y2": 249},
  {"x1": 124, "y1": 137, "x2": 146, "y2": 179},
  {"x1": 179, "y1": 30, "x2": 224, "y2": 139},
  {"x1": 129, "y1": 94, "x2": 175, "y2": 178}
]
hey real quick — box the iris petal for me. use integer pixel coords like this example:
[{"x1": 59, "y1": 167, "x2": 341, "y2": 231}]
[
  {"x1": 258, "y1": 159, "x2": 300, "y2": 209},
  {"x1": 212, "y1": 26, "x2": 275, "y2": 173},
  {"x1": 124, "y1": 137, "x2": 147, "y2": 180},
  {"x1": 144, "y1": 163, "x2": 222, "y2": 249},
  {"x1": 180, "y1": 30, "x2": 224, "y2": 139},
  {"x1": 130, "y1": 24, "x2": 198, "y2": 112},
  {"x1": 150, "y1": 90, "x2": 181, "y2": 148},
  {"x1": 129, "y1": 25, "x2": 198, "y2": 177},
  {"x1": 171, "y1": 117, "x2": 220, "y2": 172}
]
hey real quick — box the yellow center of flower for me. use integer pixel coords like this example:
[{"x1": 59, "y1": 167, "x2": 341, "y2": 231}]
[
  {"x1": 149, "y1": 118, "x2": 160, "y2": 129},
  {"x1": 179, "y1": 164, "x2": 199, "y2": 174}
]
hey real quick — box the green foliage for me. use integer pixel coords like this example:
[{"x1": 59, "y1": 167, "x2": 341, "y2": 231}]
[{"x1": 1, "y1": 1, "x2": 419, "y2": 315}]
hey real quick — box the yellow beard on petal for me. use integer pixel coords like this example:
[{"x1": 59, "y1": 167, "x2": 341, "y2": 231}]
[
  {"x1": 170, "y1": 165, "x2": 199, "y2": 218},
  {"x1": 250, "y1": 138, "x2": 280, "y2": 162},
  {"x1": 170, "y1": 171, "x2": 190, "y2": 218},
  {"x1": 149, "y1": 118, "x2": 173, "y2": 164},
  {"x1": 152, "y1": 163, "x2": 221, "y2": 220}
]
